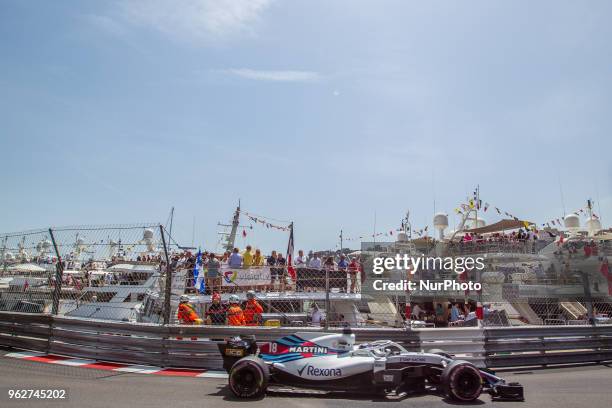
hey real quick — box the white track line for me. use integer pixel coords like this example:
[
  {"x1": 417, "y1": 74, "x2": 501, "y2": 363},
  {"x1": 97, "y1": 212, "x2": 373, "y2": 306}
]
[
  {"x1": 51, "y1": 358, "x2": 97, "y2": 366},
  {"x1": 196, "y1": 371, "x2": 228, "y2": 378},
  {"x1": 5, "y1": 351, "x2": 45, "y2": 358},
  {"x1": 113, "y1": 365, "x2": 164, "y2": 374}
]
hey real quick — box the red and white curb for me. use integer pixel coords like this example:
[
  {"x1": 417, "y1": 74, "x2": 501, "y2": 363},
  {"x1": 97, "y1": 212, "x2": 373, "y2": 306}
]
[{"x1": 4, "y1": 351, "x2": 228, "y2": 379}]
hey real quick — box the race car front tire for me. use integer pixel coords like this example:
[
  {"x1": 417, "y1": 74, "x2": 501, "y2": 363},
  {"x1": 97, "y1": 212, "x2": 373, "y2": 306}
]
[
  {"x1": 228, "y1": 356, "x2": 269, "y2": 399},
  {"x1": 441, "y1": 360, "x2": 483, "y2": 402}
]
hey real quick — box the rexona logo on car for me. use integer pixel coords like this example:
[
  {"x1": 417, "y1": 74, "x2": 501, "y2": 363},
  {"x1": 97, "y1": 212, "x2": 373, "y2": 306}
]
[
  {"x1": 288, "y1": 346, "x2": 328, "y2": 353},
  {"x1": 297, "y1": 364, "x2": 342, "y2": 377}
]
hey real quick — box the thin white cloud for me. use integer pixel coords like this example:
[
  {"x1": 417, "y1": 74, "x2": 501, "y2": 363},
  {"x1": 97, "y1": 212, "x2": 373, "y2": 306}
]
[
  {"x1": 225, "y1": 68, "x2": 321, "y2": 82},
  {"x1": 84, "y1": 14, "x2": 126, "y2": 36},
  {"x1": 118, "y1": 0, "x2": 274, "y2": 43}
]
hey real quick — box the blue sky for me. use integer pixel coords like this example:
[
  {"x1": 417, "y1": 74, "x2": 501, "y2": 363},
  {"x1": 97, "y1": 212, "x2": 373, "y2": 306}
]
[{"x1": 1, "y1": 0, "x2": 611, "y2": 252}]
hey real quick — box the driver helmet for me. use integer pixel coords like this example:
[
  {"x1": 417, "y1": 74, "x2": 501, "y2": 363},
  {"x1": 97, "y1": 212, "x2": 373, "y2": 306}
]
[
  {"x1": 246, "y1": 290, "x2": 256, "y2": 300},
  {"x1": 179, "y1": 295, "x2": 190, "y2": 303},
  {"x1": 229, "y1": 294, "x2": 240, "y2": 304},
  {"x1": 212, "y1": 292, "x2": 221, "y2": 302}
]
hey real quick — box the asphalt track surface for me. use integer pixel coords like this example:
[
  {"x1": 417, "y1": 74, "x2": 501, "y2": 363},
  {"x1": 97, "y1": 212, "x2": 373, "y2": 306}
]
[{"x1": 0, "y1": 350, "x2": 610, "y2": 408}]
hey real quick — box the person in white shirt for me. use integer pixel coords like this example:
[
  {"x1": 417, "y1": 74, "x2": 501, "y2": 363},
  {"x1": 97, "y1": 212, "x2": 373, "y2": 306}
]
[
  {"x1": 310, "y1": 303, "x2": 325, "y2": 326},
  {"x1": 412, "y1": 303, "x2": 423, "y2": 320},
  {"x1": 295, "y1": 249, "x2": 307, "y2": 267},
  {"x1": 308, "y1": 253, "x2": 322, "y2": 269}
]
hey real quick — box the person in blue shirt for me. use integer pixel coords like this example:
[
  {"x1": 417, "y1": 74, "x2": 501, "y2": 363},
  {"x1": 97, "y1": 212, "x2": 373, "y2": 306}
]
[
  {"x1": 337, "y1": 254, "x2": 349, "y2": 270},
  {"x1": 451, "y1": 303, "x2": 460, "y2": 323},
  {"x1": 228, "y1": 248, "x2": 243, "y2": 268}
]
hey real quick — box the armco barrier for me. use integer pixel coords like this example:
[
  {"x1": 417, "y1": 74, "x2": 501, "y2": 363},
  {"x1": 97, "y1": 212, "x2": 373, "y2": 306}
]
[
  {"x1": 484, "y1": 325, "x2": 612, "y2": 367},
  {"x1": 1, "y1": 312, "x2": 610, "y2": 370},
  {"x1": 418, "y1": 327, "x2": 486, "y2": 367},
  {"x1": 0, "y1": 312, "x2": 51, "y2": 353}
]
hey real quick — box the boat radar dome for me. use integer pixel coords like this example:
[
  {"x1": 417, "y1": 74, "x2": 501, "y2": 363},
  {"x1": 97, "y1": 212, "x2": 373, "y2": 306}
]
[
  {"x1": 142, "y1": 228, "x2": 156, "y2": 252},
  {"x1": 433, "y1": 213, "x2": 449, "y2": 239},
  {"x1": 564, "y1": 214, "x2": 580, "y2": 229},
  {"x1": 586, "y1": 217, "x2": 602, "y2": 236},
  {"x1": 397, "y1": 232, "x2": 409, "y2": 242},
  {"x1": 143, "y1": 228, "x2": 155, "y2": 241}
]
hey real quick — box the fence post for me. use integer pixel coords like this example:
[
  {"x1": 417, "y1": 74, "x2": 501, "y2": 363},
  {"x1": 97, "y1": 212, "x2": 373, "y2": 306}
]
[
  {"x1": 324, "y1": 268, "x2": 330, "y2": 330},
  {"x1": 48, "y1": 228, "x2": 63, "y2": 315},
  {"x1": 579, "y1": 270, "x2": 595, "y2": 325},
  {"x1": 160, "y1": 225, "x2": 172, "y2": 325},
  {"x1": 1, "y1": 236, "x2": 8, "y2": 276}
]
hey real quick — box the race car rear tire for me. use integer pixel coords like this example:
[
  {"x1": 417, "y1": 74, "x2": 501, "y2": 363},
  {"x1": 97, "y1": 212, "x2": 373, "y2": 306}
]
[
  {"x1": 228, "y1": 356, "x2": 269, "y2": 399},
  {"x1": 441, "y1": 360, "x2": 483, "y2": 402}
]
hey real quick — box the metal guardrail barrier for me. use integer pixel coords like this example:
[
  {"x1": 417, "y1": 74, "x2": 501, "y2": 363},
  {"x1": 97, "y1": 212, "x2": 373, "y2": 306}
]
[
  {"x1": 484, "y1": 325, "x2": 612, "y2": 367},
  {"x1": 2, "y1": 311, "x2": 611, "y2": 370}
]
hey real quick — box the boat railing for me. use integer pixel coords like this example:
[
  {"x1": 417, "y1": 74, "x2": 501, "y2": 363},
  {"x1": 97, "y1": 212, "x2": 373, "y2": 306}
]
[{"x1": 445, "y1": 240, "x2": 551, "y2": 256}]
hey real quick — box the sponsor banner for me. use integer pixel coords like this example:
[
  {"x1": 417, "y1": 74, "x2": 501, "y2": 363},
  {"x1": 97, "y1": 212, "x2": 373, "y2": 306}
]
[{"x1": 221, "y1": 267, "x2": 271, "y2": 287}]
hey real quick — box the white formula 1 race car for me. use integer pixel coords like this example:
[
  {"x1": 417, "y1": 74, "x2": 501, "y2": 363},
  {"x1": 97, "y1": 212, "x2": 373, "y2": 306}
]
[{"x1": 218, "y1": 328, "x2": 524, "y2": 402}]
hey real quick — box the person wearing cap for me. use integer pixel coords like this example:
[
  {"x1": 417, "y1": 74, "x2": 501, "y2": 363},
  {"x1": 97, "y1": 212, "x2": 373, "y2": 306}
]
[
  {"x1": 227, "y1": 294, "x2": 246, "y2": 326},
  {"x1": 177, "y1": 295, "x2": 202, "y2": 325},
  {"x1": 205, "y1": 292, "x2": 226, "y2": 325},
  {"x1": 243, "y1": 290, "x2": 264, "y2": 326}
]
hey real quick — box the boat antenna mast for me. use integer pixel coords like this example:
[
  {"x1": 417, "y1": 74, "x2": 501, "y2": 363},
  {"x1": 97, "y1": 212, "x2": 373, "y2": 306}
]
[
  {"x1": 401, "y1": 211, "x2": 412, "y2": 239},
  {"x1": 219, "y1": 200, "x2": 241, "y2": 252}
]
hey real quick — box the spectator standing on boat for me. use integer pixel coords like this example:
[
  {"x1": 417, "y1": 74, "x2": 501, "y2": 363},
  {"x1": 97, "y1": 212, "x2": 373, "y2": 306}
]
[
  {"x1": 242, "y1": 245, "x2": 254, "y2": 267},
  {"x1": 221, "y1": 251, "x2": 230, "y2": 264},
  {"x1": 412, "y1": 303, "x2": 423, "y2": 320},
  {"x1": 276, "y1": 252, "x2": 287, "y2": 291},
  {"x1": 206, "y1": 254, "x2": 221, "y2": 295},
  {"x1": 205, "y1": 292, "x2": 226, "y2": 325},
  {"x1": 348, "y1": 257, "x2": 360, "y2": 293},
  {"x1": 268, "y1": 250, "x2": 278, "y2": 291},
  {"x1": 177, "y1": 295, "x2": 202, "y2": 325},
  {"x1": 244, "y1": 291, "x2": 264, "y2": 326},
  {"x1": 584, "y1": 242, "x2": 593, "y2": 258},
  {"x1": 295, "y1": 250, "x2": 307, "y2": 267},
  {"x1": 323, "y1": 256, "x2": 336, "y2": 269},
  {"x1": 228, "y1": 248, "x2": 243, "y2": 268},
  {"x1": 309, "y1": 302, "x2": 324, "y2": 326},
  {"x1": 227, "y1": 295, "x2": 246, "y2": 326},
  {"x1": 435, "y1": 303, "x2": 446, "y2": 327},
  {"x1": 323, "y1": 256, "x2": 336, "y2": 292},
  {"x1": 450, "y1": 303, "x2": 460, "y2": 323},
  {"x1": 308, "y1": 253, "x2": 322, "y2": 269}
]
